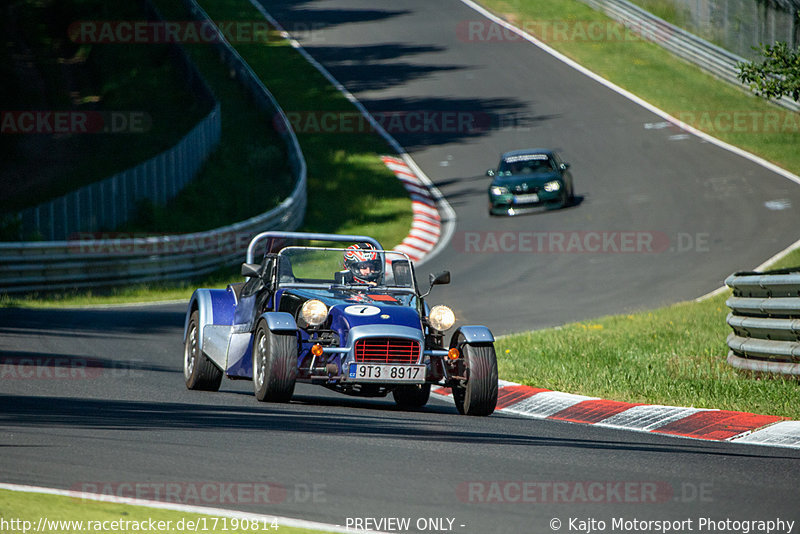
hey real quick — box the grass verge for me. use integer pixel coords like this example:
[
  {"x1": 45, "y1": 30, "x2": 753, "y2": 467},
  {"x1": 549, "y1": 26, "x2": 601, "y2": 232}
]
[
  {"x1": 497, "y1": 242, "x2": 800, "y2": 419},
  {"x1": 0, "y1": 489, "x2": 334, "y2": 534},
  {"x1": 496, "y1": 291, "x2": 800, "y2": 419}
]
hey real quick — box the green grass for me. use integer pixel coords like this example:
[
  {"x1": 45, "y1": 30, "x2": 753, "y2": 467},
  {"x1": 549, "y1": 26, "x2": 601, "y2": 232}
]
[
  {"x1": 497, "y1": 288, "x2": 800, "y2": 419},
  {"x1": 0, "y1": 489, "x2": 334, "y2": 534},
  {"x1": 771, "y1": 246, "x2": 800, "y2": 271},
  {"x1": 624, "y1": 0, "x2": 690, "y2": 28},
  {"x1": 494, "y1": 245, "x2": 800, "y2": 419}
]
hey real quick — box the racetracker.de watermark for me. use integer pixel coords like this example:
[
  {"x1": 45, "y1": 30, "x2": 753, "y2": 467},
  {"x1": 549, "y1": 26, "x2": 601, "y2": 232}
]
[
  {"x1": 675, "y1": 110, "x2": 800, "y2": 135},
  {"x1": 456, "y1": 20, "x2": 670, "y2": 43},
  {"x1": 67, "y1": 231, "x2": 254, "y2": 256},
  {"x1": 274, "y1": 110, "x2": 493, "y2": 135},
  {"x1": 68, "y1": 20, "x2": 270, "y2": 44},
  {"x1": 457, "y1": 481, "x2": 713, "y2": 504},
  {"x1": 453, "y1": 231, "x2": 710, "y2": 254},
  {"x1": 0, "y1": 357, "x2": 143, "y2": 380},
  {"x1": 69, "y1": 481, "x2": 326, "y2": 505},
  {"x1": 0, "y1": 111, "x2": 151, "y2": 134}
]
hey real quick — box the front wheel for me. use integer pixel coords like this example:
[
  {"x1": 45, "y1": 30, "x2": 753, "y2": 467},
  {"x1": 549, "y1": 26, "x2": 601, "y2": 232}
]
[
  {"x1": 451, "y1": 336, "x2": 498, "y2": 416},
  {"x1": 392, "y1": 384, "x2": 431, "y2": 409},
  {"x1": 253, "y1": 321, "x2": 297, "y2": 402},
  {"x1": 184, "y1": 310, "x2": 222, "y2": 391}
]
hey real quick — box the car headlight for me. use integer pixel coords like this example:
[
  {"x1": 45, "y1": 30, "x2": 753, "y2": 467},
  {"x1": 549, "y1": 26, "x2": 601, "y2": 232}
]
[
  {"x1": 490, "y1": 186, "x2": 509, "y2": 196},
  {"x1": 428, "y1": 305, "x2": 456, "y2": 332},
  {"x1": 543, "y1": 181, "x2": 561, "y2": 192},
  {"x1": 301, "y1": 299, "x2": 328, "y2": 327}
]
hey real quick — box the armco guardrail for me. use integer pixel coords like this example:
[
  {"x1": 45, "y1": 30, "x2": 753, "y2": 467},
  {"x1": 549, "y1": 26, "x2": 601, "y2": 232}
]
[
  {"x1": 16, "y1": 0, "x2": 221, "y2": 241},
  {"x1": 19, "y1": 106, "x2": 221, "y2": 241},
  {"x1": 0, "y1": 1, "x2": 307, "y2": 294},
  {"x1": 577, "y1": 0, "x2": 800, "y2": 113},
  {"x1": 725, "y1": 269, "x2": 800, "y2": 376}
]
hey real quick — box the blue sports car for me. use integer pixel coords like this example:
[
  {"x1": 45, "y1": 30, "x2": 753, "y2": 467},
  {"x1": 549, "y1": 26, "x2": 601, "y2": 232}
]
[
  {"x1": 487, "y1": 148, "x2": 575, "y2": 215},
  {"x1": 183, "y1": 231, "x2": 498, "y2": 416}
]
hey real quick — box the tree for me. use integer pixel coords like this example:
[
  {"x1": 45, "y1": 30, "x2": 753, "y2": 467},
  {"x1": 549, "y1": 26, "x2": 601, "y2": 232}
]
[{"x1": 737, "y1": 42, "x2": 800, "y2": 103}]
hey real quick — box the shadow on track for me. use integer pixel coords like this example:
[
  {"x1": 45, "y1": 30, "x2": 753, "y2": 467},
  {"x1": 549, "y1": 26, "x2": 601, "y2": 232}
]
[
  {"x1": 1, "y1": 394, "x2": 794, "y2": 460},
  {"x1": 0, "y1": 307, "x2": 185, "y2": 338}
]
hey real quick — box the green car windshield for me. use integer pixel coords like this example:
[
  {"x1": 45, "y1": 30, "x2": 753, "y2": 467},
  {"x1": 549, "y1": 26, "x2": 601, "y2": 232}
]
[{"x1": 498, "y1": 154, "x2": 555, "y2": 176}]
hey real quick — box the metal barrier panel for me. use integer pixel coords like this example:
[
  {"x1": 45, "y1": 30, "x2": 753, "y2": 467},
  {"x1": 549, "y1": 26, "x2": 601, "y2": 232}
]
[
  {"x1": 725, "y1": 269, "x2": 800, "y2": 376},
  {"x1": 660, "y1": 0, "x2": 799, "y2": 58}
]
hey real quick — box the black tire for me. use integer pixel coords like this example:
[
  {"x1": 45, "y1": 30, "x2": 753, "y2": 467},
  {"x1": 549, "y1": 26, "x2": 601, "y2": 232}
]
[
  {"x1": 392, "y1": 384, "x2": 431, "y2": 409},
  {"x1": 184, "y1": 310, "x2": 222, "y2": 391},
  {"x1": 451, "y1": 336, "x2": 498, "y2": 416},
  {"x1": 566, "y1": 184, "x2": 576, "y2": 206},
  {"x1": 253, "y1": 320, "x2": 297, "y2": 402}
]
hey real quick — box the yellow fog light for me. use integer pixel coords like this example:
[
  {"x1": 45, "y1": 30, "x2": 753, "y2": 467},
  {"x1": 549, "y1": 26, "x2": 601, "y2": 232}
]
[
  {"x1": 447, "y1": 347, "x2": 460, "y2": 360},
  {"x1": 311, "y1": 344, "x2": 324, "y2": 357}
]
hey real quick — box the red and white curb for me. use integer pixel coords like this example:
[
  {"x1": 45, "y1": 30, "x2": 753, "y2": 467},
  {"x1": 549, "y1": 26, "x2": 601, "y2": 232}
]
[
  {"x1": 381, "y1": 156, "x2": 442, "y2": 263},
  {"x1": 433, "y1": 380, "x2": 800, "y2": 449}
]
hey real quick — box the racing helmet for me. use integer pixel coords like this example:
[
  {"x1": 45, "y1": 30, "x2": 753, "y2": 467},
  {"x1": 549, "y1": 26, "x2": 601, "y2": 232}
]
[{"x1": 343, "y1": 243, "x2": 383, "y2": 283}]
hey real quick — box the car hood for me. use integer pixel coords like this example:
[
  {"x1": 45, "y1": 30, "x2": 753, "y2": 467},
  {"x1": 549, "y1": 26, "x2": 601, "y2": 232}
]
[
  {"x1": 278, "y1": 287, "x2": 423, "y2": 336},
  {"x1": 491, "y1": 171, "x2": 561, "y2": 187},
  {"x1": 329, "y1": 301, "x2": 422, "y2": 331}
]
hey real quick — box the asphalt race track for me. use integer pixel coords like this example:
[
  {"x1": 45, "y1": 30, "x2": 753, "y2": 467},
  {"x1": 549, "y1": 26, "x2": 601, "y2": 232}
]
[
  {"x1": 2, "y1": 0, "x2": 800, "y2": 532},
  {"x1": 1, "y1": 305, "x2": 799, "y2": 533}
]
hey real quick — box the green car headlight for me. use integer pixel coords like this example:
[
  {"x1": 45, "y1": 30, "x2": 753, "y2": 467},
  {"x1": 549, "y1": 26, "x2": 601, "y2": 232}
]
[
  {"x1": 543, "y1": 181, "x2": 561, "y2": 192},
  {"x1": 490, "y1": 186, "x2": 509, "y2": 196}
]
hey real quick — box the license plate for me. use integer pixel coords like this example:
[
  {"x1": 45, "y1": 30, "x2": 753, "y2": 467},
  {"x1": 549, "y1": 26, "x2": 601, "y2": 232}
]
[
  {"x1": 348, "y1": 363, "x2": 426, "y2": 383},
  {"x1": 513, "y1": 193, "x2": 539, "y2": 204}
]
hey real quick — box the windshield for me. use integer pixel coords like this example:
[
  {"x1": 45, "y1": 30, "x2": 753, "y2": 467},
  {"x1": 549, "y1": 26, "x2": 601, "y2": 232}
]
[
  {"x1": 276, "y1": 247, "x2": 417, "y2": 292},
  {"x1": 497, "y1": 153, "x2": 555, "y2": 176}
]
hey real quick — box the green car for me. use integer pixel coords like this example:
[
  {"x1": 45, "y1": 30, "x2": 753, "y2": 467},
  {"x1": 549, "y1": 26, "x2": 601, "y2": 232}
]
[{"x1": 487, "y1": 149, "x2": 575, "y2": 216}]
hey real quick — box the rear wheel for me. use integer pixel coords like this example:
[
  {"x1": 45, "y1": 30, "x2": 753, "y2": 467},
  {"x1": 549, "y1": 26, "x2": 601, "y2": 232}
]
[
  {"x1": 253, "y1": 320, "x2": 297, "y2": 402},
  {"x1": 392, "y1": 384, "x2": 431, "y2": 409},
  {"x1": 451, "y1": 335, "x2": 498, "y2": 416},
  {"x1": 184, "y1": 310, "x2": 222, "y2": 391}
]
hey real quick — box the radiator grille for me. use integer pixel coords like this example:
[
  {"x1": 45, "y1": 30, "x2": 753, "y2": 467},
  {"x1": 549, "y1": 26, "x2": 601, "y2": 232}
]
[{"x1": 354, "y1": 338, "x2": 420, "y2": 364}]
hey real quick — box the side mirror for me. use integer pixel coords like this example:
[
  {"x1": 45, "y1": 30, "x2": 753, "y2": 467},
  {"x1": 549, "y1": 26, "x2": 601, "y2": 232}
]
[
  {"x1": 429, "y1": 270, "x2": 451, "y2": 287},
  {"x1": 420, "y1": 270, "x2": 450, "y2": 298},
  {"x1": 486, "y1": 169, "x2": 496, "y2": 177},
  {"x1": 241, "y1": 263, "x2": 262, "y2": 278},
  {"x1": 560, "y1": 162, "x2": 570, "y2": 170}
]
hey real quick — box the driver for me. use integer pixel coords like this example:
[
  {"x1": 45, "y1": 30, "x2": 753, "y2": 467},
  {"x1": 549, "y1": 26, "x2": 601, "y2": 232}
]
[{"x1": 342, "y1": 243, "x2": 383, "y2": 285}]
